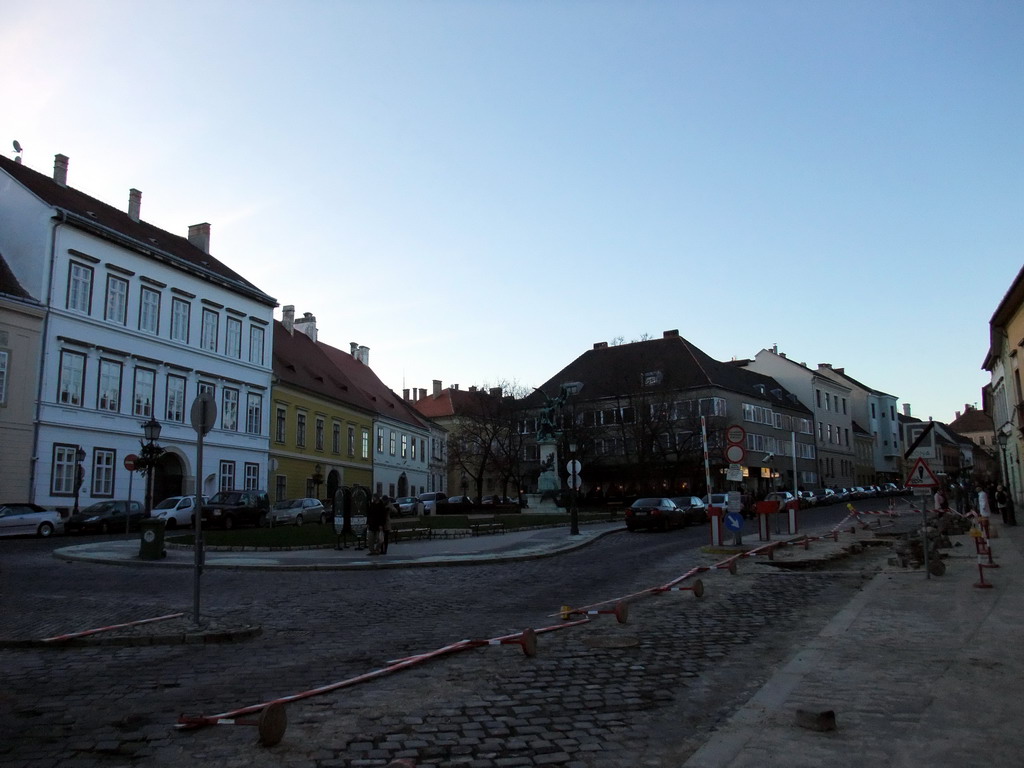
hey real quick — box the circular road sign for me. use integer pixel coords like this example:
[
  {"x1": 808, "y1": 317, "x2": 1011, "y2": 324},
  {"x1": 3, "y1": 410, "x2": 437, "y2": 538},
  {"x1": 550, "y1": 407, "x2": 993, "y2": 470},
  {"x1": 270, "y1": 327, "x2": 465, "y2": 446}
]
[
  {"x1": 123, "y1": 453, "x2": 139, "y2": 471},
  {"x1": 724, "y1": 511, "x2": 744, "y2": 532},
  {"x1": 726, "y1": 425, "x2": 746, "y2": 445},
  {"x1": 724, "y1": 444, "x2": 746, "y2": 463},
  {"x1": 566, "y1": 459, "x2": 582, "y2": 475}
]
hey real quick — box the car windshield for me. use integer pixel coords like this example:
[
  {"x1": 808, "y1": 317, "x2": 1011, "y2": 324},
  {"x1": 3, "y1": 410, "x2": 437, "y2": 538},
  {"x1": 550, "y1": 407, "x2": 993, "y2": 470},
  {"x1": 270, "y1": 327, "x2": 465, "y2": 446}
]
[
  {"x1": 82, "y1": 502, "x2": 117, "y2": 515},
  {"x1": 396, "y1": 497, "x2": 415, "y2": 504},
  {"x1": 154, "y1": 498, "x2": 181, "y2": 510},
  {"x1": 633, "y1": 498, "x2": 666, "y2": 507},
  {"x1": 209, "y1": 492, "x2": 245, "y2": 505},
  {"x1": 273, "y1": 499, "x2": 302, "y2": 509}
]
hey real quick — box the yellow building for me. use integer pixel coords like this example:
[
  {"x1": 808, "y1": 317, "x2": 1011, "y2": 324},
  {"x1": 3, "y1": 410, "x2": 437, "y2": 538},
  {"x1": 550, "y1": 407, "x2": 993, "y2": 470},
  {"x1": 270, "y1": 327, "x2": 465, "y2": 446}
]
[{"x1": 270, "y1": 315, "x2": 375, "y2": 504}]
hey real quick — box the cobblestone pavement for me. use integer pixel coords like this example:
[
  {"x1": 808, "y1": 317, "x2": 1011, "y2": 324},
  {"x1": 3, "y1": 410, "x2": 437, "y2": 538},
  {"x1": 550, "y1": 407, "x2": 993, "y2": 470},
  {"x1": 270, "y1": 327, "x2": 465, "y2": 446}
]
[{"x1": 0, "y1": 516, "x2": 887, "y2": 767}]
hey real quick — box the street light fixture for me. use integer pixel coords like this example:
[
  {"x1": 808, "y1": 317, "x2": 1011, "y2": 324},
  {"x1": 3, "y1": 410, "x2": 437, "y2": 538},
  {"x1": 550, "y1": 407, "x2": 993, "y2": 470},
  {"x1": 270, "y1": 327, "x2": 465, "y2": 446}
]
[
  {"x1": 997, "y1": 431, "x2": 1009, "y2": 487},
  {"x1": 141, "y1": 417, "x2": 163, "y2": 515}
]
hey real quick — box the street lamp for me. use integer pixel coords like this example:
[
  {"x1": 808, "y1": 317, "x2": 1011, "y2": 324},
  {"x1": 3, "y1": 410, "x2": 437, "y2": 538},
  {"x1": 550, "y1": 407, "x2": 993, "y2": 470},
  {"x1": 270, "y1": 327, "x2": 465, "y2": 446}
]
[
  {"x1": 73, "y1": 446, "x2": 86, "y2": 516},
  {"x1": 997, "y1": 431, "x2": 1009, "y2": 488},
  {"x1": 141, "y1": 417, "x2": 163, "y2": 515}
]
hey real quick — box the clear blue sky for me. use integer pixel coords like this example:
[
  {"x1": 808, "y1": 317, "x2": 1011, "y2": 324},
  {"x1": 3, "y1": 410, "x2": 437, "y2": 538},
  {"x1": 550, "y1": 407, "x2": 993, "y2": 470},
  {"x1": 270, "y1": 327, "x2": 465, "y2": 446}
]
[{"x1": 4, "y1": 1, "x2": 1021, "y2": 423}]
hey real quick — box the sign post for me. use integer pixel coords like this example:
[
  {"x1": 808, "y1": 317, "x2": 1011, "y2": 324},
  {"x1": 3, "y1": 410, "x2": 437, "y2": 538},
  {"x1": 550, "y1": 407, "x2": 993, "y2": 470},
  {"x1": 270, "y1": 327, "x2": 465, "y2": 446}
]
[
  {"x1": 905, "y1": 456, "x2": 940, "y2": 580},
  {"x1": 190, "y1": 392, "x2": 217, "y2": 625},
  {"x1": 123, "y1": 454, "x2": 138, "y2": 535}
]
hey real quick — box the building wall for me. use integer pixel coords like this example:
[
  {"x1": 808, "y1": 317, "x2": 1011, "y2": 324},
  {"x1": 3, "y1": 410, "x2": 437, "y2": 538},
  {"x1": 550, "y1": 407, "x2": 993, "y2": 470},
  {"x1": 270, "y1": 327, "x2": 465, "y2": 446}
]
[
  {"x1": 0, "y1": 296, "x2": 44, "y2": 499},
  {"x1": 372, "y1": 417, "x2": 430, "y2": 499}
]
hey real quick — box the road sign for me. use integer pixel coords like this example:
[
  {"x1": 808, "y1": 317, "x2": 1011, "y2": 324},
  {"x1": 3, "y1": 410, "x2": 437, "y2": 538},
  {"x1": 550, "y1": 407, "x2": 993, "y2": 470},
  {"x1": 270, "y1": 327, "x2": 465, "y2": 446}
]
[
  {"x1": 566, "y1": 459, "x2": 582, "y2": 475},
  {"x1": 726, "y1": 425, "x2": 746, "y2": 445},
  {"x1": 123, "y1": 453, "x2": 138, "y2": 471},
  {"x1": 724, "y1": 511, "x2": 744, "y2": 532},
  {"x1": 905, "y1": 457, "x2": 940, "y2": 488},
  {"x1": 726, "y1": 464, "x2": 743, "y2": 482},
  {"x1": 904, "y1": 422, "x2": 936, "y2": 460},
  {"x1": 724, "y1": 444, "x2": 746, "y2": 464},
  {"x1": 190, "y1": 391, "x2": 217, "y2": 436},
  {"x1": 567, "y1": 474, "x2": 583, "y2": 490}
]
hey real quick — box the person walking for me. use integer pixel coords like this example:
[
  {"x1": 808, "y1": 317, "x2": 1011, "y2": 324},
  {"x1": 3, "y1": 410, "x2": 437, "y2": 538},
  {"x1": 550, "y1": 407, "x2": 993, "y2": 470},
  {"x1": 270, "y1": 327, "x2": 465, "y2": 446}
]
[
  {"x1": 977, "y1": 485, "x2": 995, "y2": 539},
  {"x1": 367, "y1": 494, "x2": 385, "y2": 554},
  {"x1": 380, "y1": 495, "x2": 395, "y2": 555},
  {"x1": 995, "y1": 485, "x2": 1017, "y2": 526}
]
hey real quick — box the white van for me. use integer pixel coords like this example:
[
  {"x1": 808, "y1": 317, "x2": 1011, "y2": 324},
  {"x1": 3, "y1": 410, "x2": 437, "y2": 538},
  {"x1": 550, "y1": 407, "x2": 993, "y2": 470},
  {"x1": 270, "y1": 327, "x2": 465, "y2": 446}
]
[{"x1": 152, "y1": 495, "x2": 206, "y2": 529}]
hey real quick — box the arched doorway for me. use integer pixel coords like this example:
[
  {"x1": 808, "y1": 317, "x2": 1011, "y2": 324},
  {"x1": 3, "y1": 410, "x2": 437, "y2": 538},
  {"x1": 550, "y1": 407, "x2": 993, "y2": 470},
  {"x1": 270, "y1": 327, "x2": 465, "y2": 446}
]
[
  {"x1": 153, "y1": 452, "x2": 184, "y2": 503},
  {"x1": 326, "y1": 470, "x2": 341, "y2": 507},
  {"x1": 397, "y1": 472, "x2": 408, "y2": 497}
]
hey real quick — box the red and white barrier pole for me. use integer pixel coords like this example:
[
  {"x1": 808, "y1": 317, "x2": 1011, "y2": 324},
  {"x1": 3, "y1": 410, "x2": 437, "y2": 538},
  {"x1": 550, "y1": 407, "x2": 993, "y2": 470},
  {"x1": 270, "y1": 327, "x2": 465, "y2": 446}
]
[{"x1": 41, "y1": 613, "x2": 185, "y2": 643}]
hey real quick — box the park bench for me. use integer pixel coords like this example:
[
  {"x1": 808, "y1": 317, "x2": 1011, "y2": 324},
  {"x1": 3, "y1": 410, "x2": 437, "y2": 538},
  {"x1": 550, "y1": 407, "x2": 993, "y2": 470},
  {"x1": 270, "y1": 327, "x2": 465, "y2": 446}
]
[{"x1": 469, "y1": 522, "x2": 505, "y2": 536}]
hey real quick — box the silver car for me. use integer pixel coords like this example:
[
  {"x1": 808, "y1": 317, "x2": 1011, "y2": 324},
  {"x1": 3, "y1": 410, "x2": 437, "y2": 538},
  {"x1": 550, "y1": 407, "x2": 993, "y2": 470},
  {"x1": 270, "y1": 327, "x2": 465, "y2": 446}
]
[
  {"x1": 268, "y1": 498, "x2": 326, "y2": 526},
  {"x1": 0, "y1": 503, "x2": 64, "y2": 538}
]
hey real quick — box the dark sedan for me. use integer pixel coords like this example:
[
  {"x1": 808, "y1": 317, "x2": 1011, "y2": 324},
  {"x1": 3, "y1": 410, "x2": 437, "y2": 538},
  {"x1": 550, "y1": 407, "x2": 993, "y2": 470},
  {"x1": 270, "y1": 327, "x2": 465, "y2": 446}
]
[
  {"x1": 670, "y1": 496, "x2": 708, "y2": 525},
  {"x1": 625, "y1": 497, "x2": 686, "y2": 532},
  {"x1": 65, "y1": 500, "x2": 147, "y2": 534}
]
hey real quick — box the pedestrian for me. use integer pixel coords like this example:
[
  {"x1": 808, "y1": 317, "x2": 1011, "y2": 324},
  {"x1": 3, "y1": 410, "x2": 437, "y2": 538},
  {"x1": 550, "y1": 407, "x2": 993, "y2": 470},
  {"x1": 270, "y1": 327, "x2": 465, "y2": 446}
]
[
  {"x1": 933, "y1": 486, "x2": 948, "y2": 512},
  {"x1": 380, "y1": 495, "x2": 396, "y2": 555},
  {"x1": 995, "y1": 485, "x2": 1017, "y2": 526},
  {"x1": 367, "y1": 494, "x2": 385, "y2": 554}
]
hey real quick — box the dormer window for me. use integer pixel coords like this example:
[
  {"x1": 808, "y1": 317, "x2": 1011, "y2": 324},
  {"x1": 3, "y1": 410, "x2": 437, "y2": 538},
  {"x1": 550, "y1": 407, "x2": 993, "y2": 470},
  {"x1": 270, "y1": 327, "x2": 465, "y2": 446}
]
[{"x1": 642, "y1": 370, "x2": 663, "y2": 387}]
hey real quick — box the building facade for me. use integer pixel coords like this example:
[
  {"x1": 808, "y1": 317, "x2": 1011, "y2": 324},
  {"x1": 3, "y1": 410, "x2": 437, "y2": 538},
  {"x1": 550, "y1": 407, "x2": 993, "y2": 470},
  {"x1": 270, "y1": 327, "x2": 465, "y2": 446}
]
[{"x1": 0, "y1": 153, "x2": 276, "y2": 512}]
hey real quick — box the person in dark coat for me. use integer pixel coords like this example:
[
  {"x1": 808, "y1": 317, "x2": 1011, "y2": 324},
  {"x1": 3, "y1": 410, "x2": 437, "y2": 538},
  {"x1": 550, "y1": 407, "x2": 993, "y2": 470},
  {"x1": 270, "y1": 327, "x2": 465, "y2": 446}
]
[{"x1": 367, "y1": 494, "x2": 385, "y2": 554}]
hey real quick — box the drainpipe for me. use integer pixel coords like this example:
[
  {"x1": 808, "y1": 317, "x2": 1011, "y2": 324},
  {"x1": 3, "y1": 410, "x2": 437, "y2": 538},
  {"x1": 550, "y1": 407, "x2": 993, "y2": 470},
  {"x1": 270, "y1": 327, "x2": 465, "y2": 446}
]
[{"x1": 29, "y1": 211, "x2": 66, "y2": 505}]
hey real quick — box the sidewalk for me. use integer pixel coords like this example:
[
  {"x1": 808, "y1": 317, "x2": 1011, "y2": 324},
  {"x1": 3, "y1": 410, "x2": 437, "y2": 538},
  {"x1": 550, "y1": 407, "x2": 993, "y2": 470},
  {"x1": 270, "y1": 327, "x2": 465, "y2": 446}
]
[
  {"x1": 683, "y1": 523, "x2": 1024, "y2": 768},
  {"x1": 52, "y1": 520, "x2": 626, "y2": 571}
]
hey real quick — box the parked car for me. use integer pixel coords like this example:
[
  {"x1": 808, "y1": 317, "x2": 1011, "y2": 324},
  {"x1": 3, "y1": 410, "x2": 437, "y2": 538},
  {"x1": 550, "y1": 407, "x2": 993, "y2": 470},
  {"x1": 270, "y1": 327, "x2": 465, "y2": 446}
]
[
  {"x1": 669, "y1": 496, "x2": 708, "y2": 525},
  {"x1": 446, "y1": 495, "x2": 475, "y2": 509},
  {"x1": 268, "y1": 497, "x2": 326, "y2": 526},
  {"x1": 0, "y1": 503, "x2": 63, "y2": 538},
  {"x1": 625, "y1": 497, "x2": 686, "y2": 532},
  {"x1": 394, "y1": 496, "x2": 424, "y2": 516},
  {"x1": 764, "y1": 491, "x2": 798, "y2": 509},
  {"x1": 809, "y1": 488, "x2": 836, "y2": 505},
  {"x1": 797, "y1": 490, "x2": 817, "y2": 507},
  {"x1": 417, "y1": 492, "x2": 448, "y2": 515},
  {"x1": 201, "y1": 490, "x2": 270, "y2": 530},
  {"x1": 66, "y1": 500, "x2": 147, "y2": 534},
  {"x1": 151, "y1": 495, "x2": 206, "y2": 529}
]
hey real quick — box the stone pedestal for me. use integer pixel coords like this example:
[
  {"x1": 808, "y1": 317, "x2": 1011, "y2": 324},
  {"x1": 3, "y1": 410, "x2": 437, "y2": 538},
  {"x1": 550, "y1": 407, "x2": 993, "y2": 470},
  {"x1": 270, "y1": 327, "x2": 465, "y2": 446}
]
[{"x1": 527, "y1": 439, "x2": 561, "y2": 513}]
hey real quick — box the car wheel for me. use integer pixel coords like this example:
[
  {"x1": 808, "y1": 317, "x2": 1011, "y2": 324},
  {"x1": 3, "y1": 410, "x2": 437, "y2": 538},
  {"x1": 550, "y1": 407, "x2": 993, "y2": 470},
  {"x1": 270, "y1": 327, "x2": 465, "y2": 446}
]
[
  {"x1": 295, "y1": 515, "x2": 304, "y2": 526},
  {"x1": 37, "y1": 522, "x2": 55, "y2": 538}
]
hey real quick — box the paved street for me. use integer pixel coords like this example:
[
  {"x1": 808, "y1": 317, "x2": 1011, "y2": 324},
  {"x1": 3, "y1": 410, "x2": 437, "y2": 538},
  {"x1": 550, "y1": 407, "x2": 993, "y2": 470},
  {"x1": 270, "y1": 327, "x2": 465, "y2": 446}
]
[{"x1": 1, "y1": 506, "x2": 894, "y2": 767}]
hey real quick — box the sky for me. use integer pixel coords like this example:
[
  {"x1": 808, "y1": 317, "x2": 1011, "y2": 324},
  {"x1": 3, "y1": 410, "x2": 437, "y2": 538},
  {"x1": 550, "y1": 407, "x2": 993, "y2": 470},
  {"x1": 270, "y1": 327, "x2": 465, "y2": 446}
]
[{"x1": 3, "y1": 1, "x2": 1021, "y2": 424}]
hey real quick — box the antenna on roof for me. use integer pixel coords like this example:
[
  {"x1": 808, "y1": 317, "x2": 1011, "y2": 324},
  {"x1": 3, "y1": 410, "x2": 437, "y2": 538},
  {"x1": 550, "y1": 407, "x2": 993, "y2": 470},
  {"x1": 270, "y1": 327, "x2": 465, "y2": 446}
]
[{"x1": 12, "y1": 140, "x2": 23, "y2": 164}]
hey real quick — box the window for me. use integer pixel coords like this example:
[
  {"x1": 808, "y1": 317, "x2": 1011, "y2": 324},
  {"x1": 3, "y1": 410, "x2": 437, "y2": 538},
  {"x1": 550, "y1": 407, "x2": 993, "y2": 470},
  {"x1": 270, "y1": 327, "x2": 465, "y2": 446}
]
[
  {"x1": 389, "y1": 430, "x2": 396, "y2": 456},
  {"x1": 67, "y1": 262, "x2": 93, "y2": 313},
  {"x1": 92, "y1": 448, "x2": 115, "y2": 497},
  {"x1": 201, "y1": 309, "x2": 219, "y2": 352},
  {"x1": 296, "y1": 412, "x2": 307, "y2": 447},
  {"x1": 171, "y1": 298, "x2": 190, "y2": 343},
  {"x1": 246, "y1": 393, "x2": 262, "y2": 434},
  {"x1": 698, "y1": 398, "x2": 726, "y2": 416},
  {"x1": 104, "y1": 275, "x2": 128, "y2": 325},
  {"x1": 401, "y1": 434, "x2": 408, "y2": 458},
  {"x1": 133, "y1": 368, "x2": 155, "y2": 417},
  {"x1": 315, "y1": 417, "x2": 324, "y2": 451},
  {"x1": 411, "y1": 438, "x2": 417, "y2": 460},
  {"x1": 166, "y1": 375, "x2": 186, "y2": 422},
  {"x1": 275, "y1": 407, "x2": 286, "y2": 443},
  {"x1": 222, "y1": 388, "x2": 239, "y2": 431},
  {"x1": 0, "y1": 349, "x2": 8, "y2": 405},
  {"x1": 51, "y1": 444, "x2": 79, "y2": 495},
  {"x1": 362, "y1": 429, "x2": 370, "y2": 459},
  {"x1": 275, "y1": 475, "x2": 287, "y2": 502},
  {"x1": 335, "y1": 423, "x2": 344, "y2": 455},
  {"x1": 198, "y1": 381, "x2": 215, "y2": 399},
  {"x1": 377, "y1": 427, "x2": 384, "y2": 453},
  {"x1": 58, "y1": 350, "x2": 85, "y2": 406},
  {"x1": 244, "y1": 463, "x2": 260, "y2": 490},
  {"x1": 225, "y1": 317, "x2": 242, "y2": 358},
  {"x1": 420, "y1": 439, "x2": 426, "y2": 462},
  {"x1": 97, "y1": 359, "x2": 122, "y2": 412},
  {"x1": 139, "y1": 287, "x2": 160, "y2": 334},
  {"x1": 249, "y1": 325, "x2": 265, "y2": 365},
  {"x1": 219, "y1": 460, "x2": 236, "y2": 491}
]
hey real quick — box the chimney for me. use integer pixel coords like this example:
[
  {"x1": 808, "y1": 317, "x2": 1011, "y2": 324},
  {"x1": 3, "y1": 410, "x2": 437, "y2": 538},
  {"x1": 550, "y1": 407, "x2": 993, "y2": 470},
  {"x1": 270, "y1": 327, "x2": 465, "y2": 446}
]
[
  {"x1": 433, "y1": 380, "x2": 442, "y2": 396},
  {"x1": 956, "y1": 410, "x2": 962, "y2": 420},
  {"x1": 282, "y1": 305, "x2": 295, "y2": 332},
  {"x1": 772, "y1": 344, "x2": 778, "y2": 354},
  {"x1": 663, "y1": 329, "x2": 679, "y2": 338},
  {"x1": 403, "y1": 388, "x2": 410, "y2": 401},
  {"x1": 453, "y1": 383, "x2": 459, "y2": 391},
  {"x1": 53, "y1": 154, "x2": 69, "y2": 186},
  {"x1": 350, "y1": 342, "x2": 359, "y2": 357},
  {"x1": 128, "y1": 189, "x2": 142, "y2": 221},
  {"x1": 903, "y1": 403, "x2": 912, "y2": 417},
  {"x1": 420, "y1": 388, "x2": 427, "y2": 401},
  {"x1": 187, "y1": 222, "x2": 211, "y2": 254},
  {"x1": 779, "y1": 352, "x2": 787, "y2": 358},
  {"x1": 357, "y1": 345, "x2": 369, "y2": 365},
  {"x1": 490, "y1": 387, "x2": 502, "y2": 398},
  {"x1": 294, "y1": 312, "x2": 318, "y2": 342},
  {"x1": 593, "y1": 341, "x2": 608, "y2": 349},
  {"x1": 469, "y1": 386, "x2": 477, "y2": 393}
]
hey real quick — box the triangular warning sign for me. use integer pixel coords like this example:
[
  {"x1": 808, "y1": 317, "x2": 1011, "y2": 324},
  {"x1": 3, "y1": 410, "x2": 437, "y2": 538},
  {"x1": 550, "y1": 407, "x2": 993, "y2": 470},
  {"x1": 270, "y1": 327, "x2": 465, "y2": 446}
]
[{"x1": 905, "y1": 457, "x2": 940, "y2": 488}]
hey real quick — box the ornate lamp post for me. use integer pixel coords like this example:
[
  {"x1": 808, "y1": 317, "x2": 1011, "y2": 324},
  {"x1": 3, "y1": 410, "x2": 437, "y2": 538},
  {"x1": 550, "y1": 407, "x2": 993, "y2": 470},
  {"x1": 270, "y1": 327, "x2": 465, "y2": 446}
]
[
  {"x1": 141, "y1": 417, "x2": 163, "y2": 515},
  {"x1": 73, "y1": 446, "x2": 86, "y2": 516}
]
